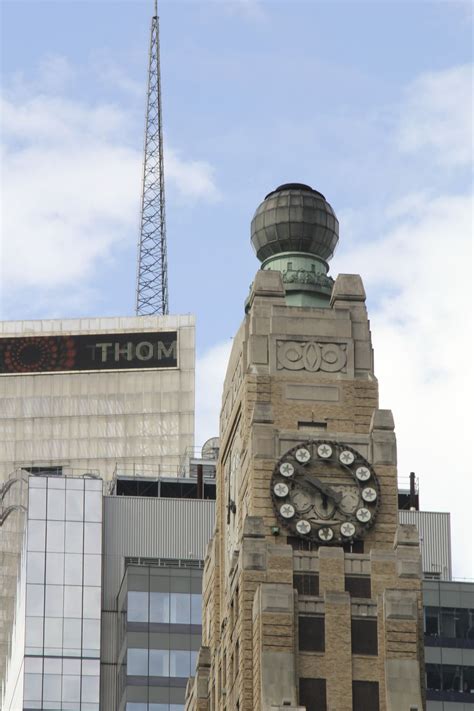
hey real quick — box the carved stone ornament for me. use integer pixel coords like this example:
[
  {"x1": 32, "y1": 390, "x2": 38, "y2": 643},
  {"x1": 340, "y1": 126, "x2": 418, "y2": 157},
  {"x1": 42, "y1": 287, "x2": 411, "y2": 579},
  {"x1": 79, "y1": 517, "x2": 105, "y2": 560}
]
[
  {"x1": 282, "y1": 269, "x2": 334, "y2": 289},
  {"x1": 277, "y1": 340, "x2": 347, "y2": 373}
]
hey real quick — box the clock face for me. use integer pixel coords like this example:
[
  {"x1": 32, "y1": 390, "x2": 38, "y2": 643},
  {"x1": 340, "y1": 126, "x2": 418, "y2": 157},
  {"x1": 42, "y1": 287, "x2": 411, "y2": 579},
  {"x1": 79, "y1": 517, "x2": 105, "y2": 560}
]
[{"x1": 271, "y1": 440, "x2": 380, "y2": 544}]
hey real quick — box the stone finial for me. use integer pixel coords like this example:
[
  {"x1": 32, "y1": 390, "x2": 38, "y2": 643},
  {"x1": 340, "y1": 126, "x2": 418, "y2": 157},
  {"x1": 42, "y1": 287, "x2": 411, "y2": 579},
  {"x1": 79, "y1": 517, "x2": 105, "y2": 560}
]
[
  {"x1": 330, "y1": 274, "x2": 366, "y2": 305},
  {"x1": 370, "y1": 409, "x2": 395, "y2": 432}
]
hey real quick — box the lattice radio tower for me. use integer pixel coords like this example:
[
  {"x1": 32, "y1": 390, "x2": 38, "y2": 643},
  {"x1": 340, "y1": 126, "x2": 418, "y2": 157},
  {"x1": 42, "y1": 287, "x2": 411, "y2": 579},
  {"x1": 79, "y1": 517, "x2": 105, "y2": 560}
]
[{"x1": 136, "y1": 0, "x2": 168, "y2": 315}]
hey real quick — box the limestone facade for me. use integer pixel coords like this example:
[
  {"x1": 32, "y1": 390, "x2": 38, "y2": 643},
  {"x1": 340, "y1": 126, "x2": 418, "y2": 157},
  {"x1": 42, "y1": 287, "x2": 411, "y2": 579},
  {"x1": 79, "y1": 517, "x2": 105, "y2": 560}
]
[{"x1": 186, "y1": 269, "x2": 425, "y2": 711}]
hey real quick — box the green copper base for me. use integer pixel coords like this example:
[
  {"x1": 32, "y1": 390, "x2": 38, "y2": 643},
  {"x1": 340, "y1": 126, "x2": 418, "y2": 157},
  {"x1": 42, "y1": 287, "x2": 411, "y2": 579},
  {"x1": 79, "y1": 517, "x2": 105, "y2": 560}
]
[{"x1": 261, "y1": 252, "x2": 334, "y2": 307}]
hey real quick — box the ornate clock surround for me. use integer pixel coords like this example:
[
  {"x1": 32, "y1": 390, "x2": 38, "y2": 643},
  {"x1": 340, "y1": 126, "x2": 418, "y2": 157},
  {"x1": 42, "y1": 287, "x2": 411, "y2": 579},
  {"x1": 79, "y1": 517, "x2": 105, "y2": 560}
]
[{"x1": 270, "y1": 439, "x2": 380, "y2": 545}]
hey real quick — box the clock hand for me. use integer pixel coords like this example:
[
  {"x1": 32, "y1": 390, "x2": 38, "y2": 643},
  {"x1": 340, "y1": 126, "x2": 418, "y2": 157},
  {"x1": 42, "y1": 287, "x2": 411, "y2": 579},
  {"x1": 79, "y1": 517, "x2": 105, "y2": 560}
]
[{"x1": 301, "y1": 476, "x2": 343, "y2": 504}]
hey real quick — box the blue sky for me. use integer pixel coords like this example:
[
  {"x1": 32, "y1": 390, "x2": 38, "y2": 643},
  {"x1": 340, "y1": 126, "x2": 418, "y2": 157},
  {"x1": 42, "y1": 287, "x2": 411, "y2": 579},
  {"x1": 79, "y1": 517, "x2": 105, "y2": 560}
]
[{"x1": 1, "y1": 0, "x2": 472, "y2": 576}]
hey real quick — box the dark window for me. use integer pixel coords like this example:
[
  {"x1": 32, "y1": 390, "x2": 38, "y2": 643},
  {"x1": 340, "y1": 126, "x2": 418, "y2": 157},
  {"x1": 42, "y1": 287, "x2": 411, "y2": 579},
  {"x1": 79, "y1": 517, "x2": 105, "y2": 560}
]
[
  {"x1": 299, "y1": 678, "x2": 326, "y2": 711},
  {"x1": 299, "y1": 616, "x2": 325, "y2": 652},
  {"x1": 342, "y1": 540, "x2": 365, "y2": 554},
  {"x1": 351, "y1": 619, "x2": 378, "y2": 655},
  {"x1": 294, "y1": 574, "x2": 319, "y2": 596},
  {"x1": 345, "y1": 576, "x2": 371, "y2": 598},
  {"x1": 24, "y1": 466, "x2": 63, "y2": 476},
  {"x1": 117, "y1": 478, "x2": 158, "y2": 497},
  {"x1": 426, "y1": 664, "x2": 441, "y2": 691},
  {"x1": 352, "y1": 681, "x2": 379, "y2": 711},
  {"x1": 424, "y1": 606, "x2": 439, "y2": 636}
]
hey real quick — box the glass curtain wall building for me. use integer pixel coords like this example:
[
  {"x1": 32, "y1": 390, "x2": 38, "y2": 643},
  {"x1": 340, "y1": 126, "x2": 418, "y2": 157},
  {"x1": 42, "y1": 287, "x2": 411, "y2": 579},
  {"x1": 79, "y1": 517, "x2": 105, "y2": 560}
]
[{"x1": 2, "y1": 475, "x2": 102, "y2": 710}]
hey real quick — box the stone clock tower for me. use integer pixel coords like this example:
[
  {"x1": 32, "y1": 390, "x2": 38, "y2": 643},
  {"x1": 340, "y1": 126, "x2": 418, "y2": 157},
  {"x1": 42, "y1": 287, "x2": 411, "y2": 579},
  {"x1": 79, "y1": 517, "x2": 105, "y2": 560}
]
[{"x1": 186, "y1": 184, "x2": 425, "y2": 711}]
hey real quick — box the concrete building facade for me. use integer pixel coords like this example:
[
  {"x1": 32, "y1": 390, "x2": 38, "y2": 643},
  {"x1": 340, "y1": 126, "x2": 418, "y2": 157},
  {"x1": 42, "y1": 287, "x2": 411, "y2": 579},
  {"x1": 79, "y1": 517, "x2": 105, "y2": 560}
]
[
  {"x1": 186, "y1": 184, "x2": 426, "y2": 711},
  {"x1": 0, "y1": 315, "x2": 195, "y2": 482}
]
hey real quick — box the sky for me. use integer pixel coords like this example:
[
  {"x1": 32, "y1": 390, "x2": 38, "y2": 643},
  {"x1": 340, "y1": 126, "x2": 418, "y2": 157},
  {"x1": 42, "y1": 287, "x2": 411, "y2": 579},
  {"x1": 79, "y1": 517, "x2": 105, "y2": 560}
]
[{"x1": 0, "y1": 0, "x2": 472, "y2": 577}]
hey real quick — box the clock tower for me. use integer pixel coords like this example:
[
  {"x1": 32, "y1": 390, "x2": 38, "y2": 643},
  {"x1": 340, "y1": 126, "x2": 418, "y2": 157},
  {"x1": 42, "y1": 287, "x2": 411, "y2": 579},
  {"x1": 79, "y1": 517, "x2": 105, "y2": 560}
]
[{"x1": 186, "y1": 184, "x2": 425, "y2": 711}]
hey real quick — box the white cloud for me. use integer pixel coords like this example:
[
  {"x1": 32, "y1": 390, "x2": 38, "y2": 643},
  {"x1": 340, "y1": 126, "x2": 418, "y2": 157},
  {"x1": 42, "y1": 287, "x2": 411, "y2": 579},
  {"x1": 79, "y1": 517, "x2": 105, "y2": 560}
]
[
  {"x1": 397, "y1": 64, "x2": 473, "y2": 167},
  {"x1": 336, "y1": 190, "x2": 473, "y2": 577},
  {"x1": 195, "y1": 340, "x2": 233, "y2": 448},
  {"x1": 0, "y1": 74, "x2": 219, "y2": 307}
]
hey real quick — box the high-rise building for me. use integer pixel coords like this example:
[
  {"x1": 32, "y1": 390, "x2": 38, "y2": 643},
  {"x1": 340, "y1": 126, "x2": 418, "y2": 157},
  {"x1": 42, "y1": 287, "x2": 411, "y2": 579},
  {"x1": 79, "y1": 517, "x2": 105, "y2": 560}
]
[
  {"x1": 186, "y1": 184, "x2": 426, "y2": 711},
  {"x1": 0, "y1": 315, "x2": 195, "y2": 482},
  {"x1": 1, "y1": 467, "x2": 216, "y2": 711}
]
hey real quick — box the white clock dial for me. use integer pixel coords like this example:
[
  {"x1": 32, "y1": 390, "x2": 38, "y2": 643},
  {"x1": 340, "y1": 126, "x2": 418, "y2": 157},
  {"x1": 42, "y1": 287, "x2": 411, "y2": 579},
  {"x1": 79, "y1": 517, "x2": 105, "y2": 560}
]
[
  {"x1": 280, "y1": 504, "x2": 296, "y2": 519},
  {"x1": 317, "y1": 444, "x2": 332, "y2": 459},
  {"x1": 362, "y1": 487, "x2": 377, "y2": 503},
  {"x1": 280, "y1": 462, "x2": 295, "y2": 478},
  {"x1": 339, "y1": 450, "x2": 355, "y2": 465},
  {"x1": 273, "y1": 482, "x2": 289, "y2": 498},
  {"x1": 296, "y1": 520, "x2": 311, "y2": 535},
  {"x1": 318, "y1": 526, "x2": 334, "y2": 541},
  {"x1": 356, "y1": 466, "x2": 371, "y2": 482},
  {"x1": 340, "y1": 522, "x2": 356, "y2": 537},
  {"x1": 295, "y1": 447, "x2": 311, "y2": 463},
  {"x1": 356, "y1": 507, "x2": 372, "y2": 523}
]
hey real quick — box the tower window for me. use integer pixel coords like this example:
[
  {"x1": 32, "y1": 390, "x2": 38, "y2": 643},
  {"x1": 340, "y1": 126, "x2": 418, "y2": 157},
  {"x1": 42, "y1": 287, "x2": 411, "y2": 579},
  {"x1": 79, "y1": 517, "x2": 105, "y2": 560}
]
[
  {"x1": 299, "y1": 616, "x2": 325, "y2": 652},
  {"x1": 351, "y1": 619, "x2": 378, "y2": 655},
  {"x1": 299, "y1": 678, "x2": 326, "y2": 711},
  {"x1": 294, "y1": 573, "x2": 319, "y2": 596},
  {"x1": 352, "y1": 680, "x2": 379, "y2": 711},
  {"x1": 345, "y1": 576, "x2": 371, "y2": 599}
]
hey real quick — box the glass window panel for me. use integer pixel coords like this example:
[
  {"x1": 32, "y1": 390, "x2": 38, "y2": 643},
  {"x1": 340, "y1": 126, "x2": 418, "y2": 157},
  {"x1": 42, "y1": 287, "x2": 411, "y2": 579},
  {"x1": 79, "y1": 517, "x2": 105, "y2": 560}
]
[
  {"x1": 47, "y1": 488, "x2": 65, "y2": 520},
  {"x1": 46, "y1": 552, "x2": 64, "y2": 584},
  {"x1": 43, "y1": 674, "x2": 62, "y2": 700},
  {"x1": 65, "y1": 554, "x2": 83, "y2": 585},
  {"x1": 26, "y1": 584, "x2": 45, "y2": 616},
  {"x1": 66, "y1": 489, "x2": 83, "y2": 521},
  {"x1": 190, "y1": 650, "x2": 198, "y2": 674},
  {"x1": 29, "y1": 488, "x2": 47, "y2": 519},
  {"x1": 169, "y1": 706, "x2": 185, "y2": 711},
  {"x1": 150, "y1": 592, "x2": 169, "y2": 623},
  {"x1": 150, "y1": 705, "x2": 168, "y2": 711},
  {"x1": 63, "y1": 659, "x2": 81, "y2": 675},
  {"x1": 82, "y1": 619, "x2": 100, "y2": 651},
  {"x1": 83, "y1": 586, "x2": 101, "y2": 619},
  {"x1": 47, "y1": 521, "x2": 65, "y2": 552},
  {"x1": 149, "y1": 649, "x2": 169, "y2": 676},
  {"x1": 84, "y1": 522, "x2": 102, "y2": 554},
  {"x1": 64, "y1": 618, "x2": 82, "y2": 649},
  {"x1": 65, "y1": 522, "x2": 83, "y2": 553},
  {"x1": 45, "y1": 584, "x2": 64, "y2": 617},
  {"x1": 44, "y1": 658, "x2": 62, "y2": 673},
  {"x1": 191, "y1": 594, "x2": 202, "y2": 625},
  {"x1": 82, "y1": 659, "x2": 100, "y2": 676},
  {"x1": 62, "y1": 675, "x2": 80, "y2": 702},
  {"x1": 126, "y1": 705, "x2": 148, "y2": 711},
  {"x1": 170, "y1": 593, "x2": 190, "y2": 624},
  {"x1": 84, "y1": 491, "x2": 102, "y2": 522},
  {"x1": 25, "y1": 657, "x2": 43, "y2": 673},
  {"x1": 128, "y1": 591, "x2": 149, "y2": 622},
  {"x1": 170, "y1": 650, "x2": 191, "y2": 677},
  {"x1": 25, "y1": 617, "x2": 44, "y2": 649},
  {"x1": 64, "y1": 586, "x2": 83, "y2": 618},
  {"x1": 83, "y1": 555, "x2": 101, "y2": 586},
  {"x1": 24, "y1": 673, "x2": 43, "y2": 701},
  {"x1": 127, "y1": 648, "x2": 149, "y2": 675},
  {"x1": 28, "y1": 520, "x2": 46, "y2": 551},
  {"x1": 27, "y1": 552, "x2": 45, "y2": 584},
  {"x1": 44, "y1": 617, "x2": 63, "y2": 649},
  {"x1": 441, "y1": 608, "x2": 457, "y2": 638}
]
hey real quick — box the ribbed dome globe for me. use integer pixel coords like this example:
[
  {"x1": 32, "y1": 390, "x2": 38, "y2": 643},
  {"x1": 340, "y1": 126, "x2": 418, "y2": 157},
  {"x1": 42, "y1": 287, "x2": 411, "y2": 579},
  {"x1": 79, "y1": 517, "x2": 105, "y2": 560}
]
[{"x1": 251, "y1": 183, "x2": 339, "y2": 262}]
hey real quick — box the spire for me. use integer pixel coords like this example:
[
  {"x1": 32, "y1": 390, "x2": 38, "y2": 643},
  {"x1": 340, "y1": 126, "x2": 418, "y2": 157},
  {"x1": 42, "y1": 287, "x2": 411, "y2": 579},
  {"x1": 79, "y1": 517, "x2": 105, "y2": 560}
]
[{"x1": 136, "y1": 0, "x2": 169, "y2": 316}]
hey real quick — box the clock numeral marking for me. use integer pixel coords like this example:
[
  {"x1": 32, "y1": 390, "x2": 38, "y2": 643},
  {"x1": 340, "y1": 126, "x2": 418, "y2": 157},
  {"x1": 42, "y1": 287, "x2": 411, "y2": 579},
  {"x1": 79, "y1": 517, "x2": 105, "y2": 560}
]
[
  {"x1": 273, "y1": 482, "x2": 289, "y2": 498},
  {"x1": 355, "y1": 466, "x2": 371, "y2": 482},
  {"x1": 280, "y1": 504, "x2": 296, "y2": 519},
  {"x1": 340, "y1": 522, "x2": 356, "y2": 537},
  {"x1": 318, "y1": 526, "x2": 334, "y2": 541},
  {"x1": 279, "y1": 462, "x2": 295, "y2": 478},
  {"x1": 295, "y1": 447, "x2": 311, "y2": 463},
  {"x1": 317, "y1": 444, "x2": 332, "y2": 459},
  {"x1": 362, "y1": 487, "x2": 377, "y2": 503},
  {"x1": 339, "y1": 450, "x2": 355, "y2": 465},
  {"x1": 296, "y1": 520, "x2": 311, "y2": 535},
  {"x1": 356, "y1": 507, "x2": 371, "y2": 523}
]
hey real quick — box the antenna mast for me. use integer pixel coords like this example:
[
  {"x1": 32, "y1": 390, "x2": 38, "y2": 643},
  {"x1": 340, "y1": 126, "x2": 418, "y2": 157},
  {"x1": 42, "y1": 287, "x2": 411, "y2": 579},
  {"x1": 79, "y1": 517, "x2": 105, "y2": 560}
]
[{"x1": 136, "y1": 0, "x2": 169, "y2": 315}]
